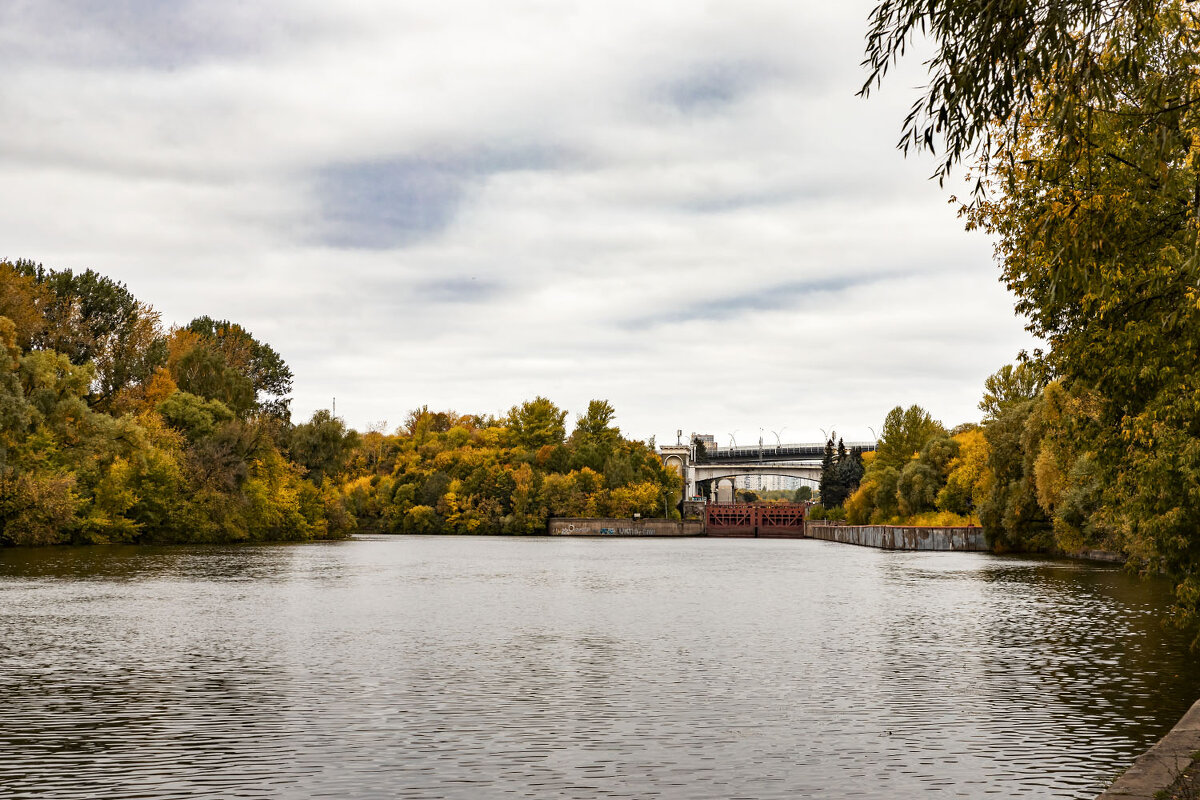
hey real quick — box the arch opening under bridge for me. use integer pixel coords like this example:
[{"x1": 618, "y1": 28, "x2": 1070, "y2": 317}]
[{"x1": 692, "y1": 466, "x2": 821, "y2": 504}]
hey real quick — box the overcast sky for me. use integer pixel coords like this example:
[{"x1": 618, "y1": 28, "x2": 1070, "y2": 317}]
[{"x1": 0, "y1": 0, "x2": 1039, "y2": 445}]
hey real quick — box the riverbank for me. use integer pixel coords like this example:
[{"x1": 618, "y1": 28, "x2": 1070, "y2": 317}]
[{"x1": 1098, "y1": 698, "x2": 1200, "y2": 799}]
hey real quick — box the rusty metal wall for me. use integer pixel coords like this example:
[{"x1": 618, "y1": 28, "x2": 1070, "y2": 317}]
[{"x1": 706, "y1": 503, "x2": 807, "y2": 538}]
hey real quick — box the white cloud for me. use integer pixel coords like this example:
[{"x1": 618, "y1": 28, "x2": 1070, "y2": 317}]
[{"x1": 0, "y1": 0, "x2": 1039, "y2": 444}]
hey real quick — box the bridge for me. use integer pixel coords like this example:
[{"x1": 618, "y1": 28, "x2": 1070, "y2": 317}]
[
  {"x1": 659, "y1": 436, "x2": 875, "y2": 502},
  {"x1": 698, "y1": 441, "x2": 875, "y2": 463}
]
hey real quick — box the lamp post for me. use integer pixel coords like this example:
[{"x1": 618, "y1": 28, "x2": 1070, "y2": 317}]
[{"x1": 771, "y1": 427, "x2": 787, "y2": 450}]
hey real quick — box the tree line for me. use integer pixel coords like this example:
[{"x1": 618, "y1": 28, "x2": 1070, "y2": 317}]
[
  {"x1": 0, "y1": 259, "x2": 679, "y2": 545},
  {"x1": 811, "y1": 370, "x2": 1037, "y2": 533}
]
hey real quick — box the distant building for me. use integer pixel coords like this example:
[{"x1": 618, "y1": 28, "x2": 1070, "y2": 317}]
[{"x1": 734, "y1": 474, "x2": 803, "y2": 492}]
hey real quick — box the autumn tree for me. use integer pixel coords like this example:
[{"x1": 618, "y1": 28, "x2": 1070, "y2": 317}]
[
  {"x1": 0, "y1": 263, "x2": 48, "y2": 349},
  {"x1": 873, "y1": 405, "x2": 946, "y2": 471},
  {"x1": 0, "y1": 262, "x2": 344, "y2": 547},
  {"x1": 12, "y1": 261, "x2": 167, "y2": 409},
  {"x1": 860, "y1": 0, "x2": 1173, "y2": 188},
  {"x1": 179, "y1": 317, "x2": 293, "y2": 418},
  {"x1": 979, "y1": 363, "x2": 1043, "y2": 421},
  {"x1": 570, "y1": 399, "x2": 621, "y2": 473},
  {"x1": 507, "y1": 396, "x2": 567, "y2": 451},
  {"x1": 288, "y1": 409, "x2": 360, "y2": 484},
  {"x1": 867, "y1": 1, "x2": 1200, "y2": 630}
]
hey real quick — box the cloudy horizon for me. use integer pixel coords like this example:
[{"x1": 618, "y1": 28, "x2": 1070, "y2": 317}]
[{"x1": 0, "y1": 0, "x2": 1040, "y2": 445}]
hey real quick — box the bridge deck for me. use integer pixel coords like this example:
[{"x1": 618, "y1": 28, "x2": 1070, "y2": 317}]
[{"x1": 697, "y1": 442, "x2": 875, "y2": 463}]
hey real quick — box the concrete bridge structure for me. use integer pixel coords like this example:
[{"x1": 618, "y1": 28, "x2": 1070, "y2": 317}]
[{"x1": 660, "y1": 435, "x2": 875, "y2": 502}]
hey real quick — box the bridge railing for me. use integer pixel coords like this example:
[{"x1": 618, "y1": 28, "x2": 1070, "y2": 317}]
[{"x1": 696, "y1": 441, "x2": 876, "y2": 462}]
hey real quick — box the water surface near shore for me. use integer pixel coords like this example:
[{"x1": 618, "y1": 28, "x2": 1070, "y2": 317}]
[{"x1": 2, "y1": 535, "x2": 1198, "y2": 799}]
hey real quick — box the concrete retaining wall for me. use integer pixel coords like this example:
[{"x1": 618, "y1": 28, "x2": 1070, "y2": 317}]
[
  {"x1": 1098, "y1": 698, "x2": 1200, "y2": 798},
  {"x1": 548, "y1": 518, "x2": 705, "y2": 537},
  {"x1": 806, "y1": 524, "x2": 988, "y2": 551}
]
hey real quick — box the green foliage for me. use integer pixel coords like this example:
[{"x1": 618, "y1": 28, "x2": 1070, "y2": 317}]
[
  {"x1": 288, "y1": 409, "x2": 359, "y2": 485},
  {"x1": 0, "y1": 262, "x2": 342, "y2": 547},
  {"x1": 845, "y1": 420, "x2": 980, "y2": 526},
  {"x1": 979, "y1": 397, "x2": 1052, "y2": 551},
  {"x1": 980, "y1": 363, "x2": 1043, "y2": 420},
  {"x1": 156, "y1": 392, "x2": 234, "y2": 440},
  {"x1": 807, "y1": 503, "x2": 845, "y2": 522},
  {"x1": 866, "y1": 0, "x2": 1200, "y2": 639},
  {"x1": 860, "y1": 0, "x2": 1168, "y2": 186},
  {"x1": 897, "y1": 461, "x2": 941, "y2": 517},
  {"x1": 818, "y1": 438, "x2": 835, "y2": 505},
  {"x1": 821, "y1": 443, "x2": 865, "y2": 510},
  {"x1": 574, "y1": 399, "x2": 617, "y2": 440},
  {"x1": 0, "y1": 263, "x2": 720, "y2": 550},
  {"x1": 570, "y1": 399, "x2": 622, "y2": 472},
  {"x1": 184, "y1": 317, "x2": 293, "y2": 417},
  {"x1": 0, "y1": 471, "x2": 79, "y2": 546},
  {"x1": 14, "y1": 261, "x2": 167, "y2": 407},
  {"x1": 334, "y1": 401, "x2": 680, "y2": 536},
  {"x1": 0, "y1": 263, "x2": 49, "y2": 350},
  {"x1": 403, "y1": 505, "x2": 440, "y2": 534},
  {"x1": 173, "y1": 345, "x2": 256, "y2": 416},
  {"x1": 507, "y1": 396, "x2": 567, "y2": 451},
  {"x1": 874, "y1": 405, "x2": 947, "y2": 471}
]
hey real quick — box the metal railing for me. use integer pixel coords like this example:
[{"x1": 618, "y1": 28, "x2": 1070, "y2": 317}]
[{"x1": 695, "y1": 441, "x2": 876, "y2": 463}]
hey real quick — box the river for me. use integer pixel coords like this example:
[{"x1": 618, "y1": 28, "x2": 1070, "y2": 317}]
[{"x1": 1, "y1": 535, "x2": 1197, "y2": 799}]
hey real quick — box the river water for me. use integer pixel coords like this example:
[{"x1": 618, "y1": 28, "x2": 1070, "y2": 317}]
[{"x1": 1, "y1": 535, "x2": 1198, "y2": 799}]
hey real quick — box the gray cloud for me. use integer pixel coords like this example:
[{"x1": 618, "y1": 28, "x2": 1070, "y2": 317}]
[
  {"x1": 313, "y1": 147, "x2": 565, "y2": 249},
  {"x1": 0, "y1": 0, "x2": 1043, "y2": 441},
  {"x1": 0, "y1": 0, "x2": 278, "y2": 68},
  {"x1": 415, "y1": 277, "x2": 507, "y2": 304},
  {"x1": 627, "y1": 274, "x2": 897, "y2": 329},
  {"x1": 315, "y1": 159, "x2": 467, "y2": 249},
  {"x1": 660, "y1": 61, "x2": 774, "y2": 113}
]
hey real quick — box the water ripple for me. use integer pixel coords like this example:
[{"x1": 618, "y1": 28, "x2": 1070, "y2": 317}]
[{"x1": 1, "y1": 536, "x2": 1197, "y2": 799}]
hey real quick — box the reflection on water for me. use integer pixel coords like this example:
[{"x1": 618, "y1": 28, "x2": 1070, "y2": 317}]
[{"x1": 1, "y1": 536, "x2": 1197, "y2": 799}]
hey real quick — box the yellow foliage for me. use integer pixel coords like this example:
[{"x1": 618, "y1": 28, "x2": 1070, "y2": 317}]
[
  {"x1": 166, "y1": 328, "x2": 203, "y2": 372},
  {"x1": 844, "y1": 481, "x2": 876, "y2": 525},
  {"x1": 607, "y1": 481, "x2": 661, "y2": 518},
  {"x1": 905, "y1": 510, "x2": 979, "y2": 527},
  {"x1": 0, "y1": 316, "x2": 19, "y2": 370},
  {"x1": 110, "y1": 367, "x2": 180, "y2": 415},
  {"x1": 936, "y1": 428, "x2": 993, "y2": 515},
  {"x1": 1033, "y1": 444, "x2": 1068, "y2": 514}
]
